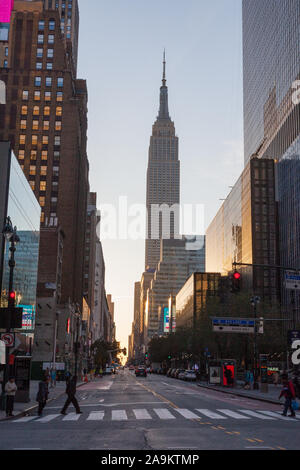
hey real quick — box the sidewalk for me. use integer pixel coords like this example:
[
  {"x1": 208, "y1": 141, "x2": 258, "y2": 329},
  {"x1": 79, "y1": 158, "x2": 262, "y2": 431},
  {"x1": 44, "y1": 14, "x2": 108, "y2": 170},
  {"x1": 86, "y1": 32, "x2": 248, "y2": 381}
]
[
  {"x1": 0, "y1": 379, "x2": 85, "y2": 421},
  {"x1": 197, "y1": 380, "x2": 283, "y2": 404}
]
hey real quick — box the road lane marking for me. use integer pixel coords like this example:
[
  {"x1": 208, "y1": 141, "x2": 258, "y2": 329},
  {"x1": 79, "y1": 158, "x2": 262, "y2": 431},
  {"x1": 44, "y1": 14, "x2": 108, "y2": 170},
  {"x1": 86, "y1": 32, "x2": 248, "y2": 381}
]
[
  {"x1": 153, "y1": 408, "x2": 176, "y2": 420},
  {"x1": 36, "y1": 414, "x2": 60, "y2": 423},
  {"x1": 133, "y1": 409, "x2": 152, "y2": 420},
  {"x1": 257, "y1": 411, "x2": 298, "y2": 421},
  {"x1": 196, "y1": 409, "x2": 227, "y2": 419},
  {"x1": 87, "y1": 411, "x2": 104, "y2": 421},
  {"x1": 12, "y1": 416, "x2": 37, "y2": 423},
  {"x1": 62, "y1": 413, "x2": 81, "y2": 421},
  {"x1": 175, "y1": 409, "x2": 201, "y2": 419},
  {"x1": 237, "y1": 409, "x2": 275, "y2": 420},
  {"x1": 216, "y1": 410, "x2": 251, "y2": 419},
  {"x1": 111, "y1": 410, "x2": 127, "y2": 420}
]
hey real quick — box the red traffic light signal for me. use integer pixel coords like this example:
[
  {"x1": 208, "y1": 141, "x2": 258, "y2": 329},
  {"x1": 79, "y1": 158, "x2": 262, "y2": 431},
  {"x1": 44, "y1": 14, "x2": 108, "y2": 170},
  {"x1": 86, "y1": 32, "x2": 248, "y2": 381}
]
[
  {"x1": 231, "y1": 272, "x2": 241, "y2": 293},
  {"x1": 233, "y1": 272, "x2": 241, "y2": 280},
  {"x1": 9, "y1": 291, "x2": 16, "y2": 300}
]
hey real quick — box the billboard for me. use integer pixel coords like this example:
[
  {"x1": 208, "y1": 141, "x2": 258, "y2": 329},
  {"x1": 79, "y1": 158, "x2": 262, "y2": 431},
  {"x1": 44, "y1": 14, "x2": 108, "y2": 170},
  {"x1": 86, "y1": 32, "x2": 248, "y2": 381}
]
[
  {"x1": 0, "y1": 0, "x2": 14, "y2": 23},
  {"x1": 163, "y1": 307, "x2": 169, "y2": 332},
  {"x1": 18, "y1": 304, "x2": 36, "y2": 330}
]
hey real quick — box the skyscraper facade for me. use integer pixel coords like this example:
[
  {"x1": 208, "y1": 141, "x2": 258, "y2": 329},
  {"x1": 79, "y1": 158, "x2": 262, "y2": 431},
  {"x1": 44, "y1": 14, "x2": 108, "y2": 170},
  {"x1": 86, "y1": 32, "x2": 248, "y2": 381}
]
[
  {"x1": 145, "y1": 54, "x2": 180, "y2": 271},
  {"x1": 243, "y1": 0, "x2": 300, "y2": 323}
]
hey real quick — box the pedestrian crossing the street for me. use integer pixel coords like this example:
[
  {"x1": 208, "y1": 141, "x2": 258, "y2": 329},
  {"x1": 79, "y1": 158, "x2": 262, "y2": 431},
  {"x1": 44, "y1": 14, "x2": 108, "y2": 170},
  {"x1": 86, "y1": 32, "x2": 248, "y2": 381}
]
[{"x1": 9, "y1": 408, "x2": 300, "y2": 424}]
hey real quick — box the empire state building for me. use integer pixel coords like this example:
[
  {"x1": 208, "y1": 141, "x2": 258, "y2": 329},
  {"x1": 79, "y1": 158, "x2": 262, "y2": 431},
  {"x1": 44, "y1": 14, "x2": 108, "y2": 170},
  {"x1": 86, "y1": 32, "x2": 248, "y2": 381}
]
[{"x1": 145, "y1": 53, "x2": 180, "y2": 270}]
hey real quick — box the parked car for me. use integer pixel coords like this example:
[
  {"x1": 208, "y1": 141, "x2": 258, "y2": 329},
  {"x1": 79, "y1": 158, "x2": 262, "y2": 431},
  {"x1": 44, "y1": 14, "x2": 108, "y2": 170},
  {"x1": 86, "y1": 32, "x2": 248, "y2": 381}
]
[
  {"x1": 175, "y1": 369, "x2": 184, "y2": 379},
  {"x1": 135, "y1": 366, "x2": 147, "y2": 377},
  {"x1": 184, "y1": 370, "x2": 197, "y2": 381},
  {"x1": 177, "y1": 370, "x2": 186, "y2": 380},
  {"x1": 105, "y1": 367, "x2": 113, "y2": 375},
  {"x1": 129, "y1": 365, "x2": 135, "y2": 370}
]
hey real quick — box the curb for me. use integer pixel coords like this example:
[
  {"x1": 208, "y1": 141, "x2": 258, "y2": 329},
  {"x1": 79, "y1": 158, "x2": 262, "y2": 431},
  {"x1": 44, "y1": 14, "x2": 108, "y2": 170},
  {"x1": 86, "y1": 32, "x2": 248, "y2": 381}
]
[
  {"x1": 197, "y1": 383, "x2": 279, "y2": 405},
  {"x1": 0, "y1": 381, "x2": 87, "y2": 422}
]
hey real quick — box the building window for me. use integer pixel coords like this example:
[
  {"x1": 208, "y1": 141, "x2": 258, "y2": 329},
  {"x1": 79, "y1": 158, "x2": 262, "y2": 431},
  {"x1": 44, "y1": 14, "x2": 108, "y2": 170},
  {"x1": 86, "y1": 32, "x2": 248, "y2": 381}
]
[
  {"x1": 45, "y1": 91, "x2": 51, "y2": 101},
  {"x1": 33, "y1": 106, "x2": 40, "y2": 115},
  {"x1": 21, "y1": 105, "x2": 28, "y2": 115},
  {"x1": 34, "y1": 91, "x2": 41, "y2": 101},
  {"x1": 54, "y1": 136, "x2": 61, "y2": 146},
  {"x1": 30, "y1": 165, "x2": 36, "y2": 175},
  {"x1": 43, "y1": 121, "x2": 50, "y2": 130},
  {"x1": 53, "y1": 166, "x2": 59, "y2": 176},
  {"x1": 49, "y1": 20, "x2": 55, "y2": 31},
  {"x1": 40, "y1": 212, "x2": 45, "y2": 223},
  {"x1": 47, "y1": 49, "x2": 54, "y2": 58},
  {"x1": 38, "y1": 21, "x2": 45, "y2": 31},
  {"x1": 18, "y1": 150, "x2": 25, "y2": 159},
  {"x1": 56, "y1": 91, "x2": 63, "y2": 101},
  {"x1": 46, "y1": 77, "x2": 52, "y2": 87},
  {"x1": 22, "y1": 90, "x2": 29, "y2": 100},
  {"x1": 55, "y1": 121, "x2": 62, "y2": 131},
  {"x1": 32, "y1": 120, "x2": 39, "y2": 130},
  {"x1": 35, "y1": 76, "x2": 41, "y2": 87},
  {"x1": 56, "y1": 106, "x2": 62, "y2": 116},
  {"x1": 42, "y1": 135, "x2": 49, "y2": 145},
  {"x1": 37, "y1": 34, "x2": 44, "y2": 44},
  {"x1": 53, "y1": 151, "x2": 60, "y2": 159},
  {"x1": 19, "y1": 135, "x2": 26, "y2": 144},
  {"x1": 39, "y1": 196, "x2": 46, "y2": 207},
  {"x1": 36, "y1": 48, "x2": 43, "y2": 58},
  {"x1": 36, "y1": 62, "x2": 42, "y2": 70},
  {"x1": 40, "y1": 166, "x2": 47, "y2": 176},
  {"x1": 48, "y1": 34, "x2": 55, "y2": 44},
  {"x1": 57, "y1": 77, "x2": 64, "y2": 88},
  {"x1": 32, "y1": 135, "x2": 38, "y2": 145},
  {"x1": 44, "y1": 106, "x2": 50, "y2": 116},
  {"x1": 5, "y1": 47, "x2": 8, "y2": 57},
  {"x1": 30, "y1": 150, "x2": 37, "y2": 160},
  {"x1": 41, "y1": 150, "x2": 48, "y2": 160},
  {"x1": 46, "y1": 63, "x2": 53, "y2": 70},
  {"x1": 29, "y1": 181, "x2": 35, "y2": 191},
  {"x1": 40, "y1": 181, "x2": 47, "y2": 191},
  {"x1": 20, "y1": 119, "x2": 27, "y2": 130}
]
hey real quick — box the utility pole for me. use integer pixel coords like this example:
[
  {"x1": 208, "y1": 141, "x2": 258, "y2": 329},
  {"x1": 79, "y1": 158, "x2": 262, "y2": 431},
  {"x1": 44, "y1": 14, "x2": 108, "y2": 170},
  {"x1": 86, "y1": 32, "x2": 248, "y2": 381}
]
[{"x1": 250, "y1": 296, "x2": 260, "y2": 390}]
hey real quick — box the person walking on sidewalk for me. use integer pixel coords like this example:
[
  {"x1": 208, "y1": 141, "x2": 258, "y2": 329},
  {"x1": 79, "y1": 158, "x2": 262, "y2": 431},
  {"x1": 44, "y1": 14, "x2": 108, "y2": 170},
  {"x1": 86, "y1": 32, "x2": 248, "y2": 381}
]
[
  {"x1": 60, "y1": 375, "x2": 82, "y2": 415},
  {"x1": 5, "y1": 377, "x2": 17, "y2": 417},
  {"x1": 50, "y1": 368, "x2": 57, "y2": 388},
  {"x1": 36, "y1": 376, "x2": 49, "y2": 416},
  {"x1": 279, "y1": 374, "x2": 296, "y2": 417}
]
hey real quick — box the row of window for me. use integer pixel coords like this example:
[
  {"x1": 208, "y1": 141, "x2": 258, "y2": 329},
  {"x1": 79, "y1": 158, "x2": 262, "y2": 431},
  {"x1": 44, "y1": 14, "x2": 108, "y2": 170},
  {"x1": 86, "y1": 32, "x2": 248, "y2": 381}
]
[
  {"x1": 34, "y1": 76, "x2": 63, "y2": 87},
  {"x1": 26, "y1": 165, "x2": 60, "y2": 177},
  {"x1": 21, "y1": 105, "x2": 62, "y2": 116},
  {"x1": 20, "y1": 120, "x2": 62, "y2": 131},
  {"x1": 19, "y1": 149, "x2": 60, "y2": 160},
  {"x1": 38, "y1": 34, "x2": 55, "y2": 45},
  {"x1": 19, "y1": 135, "x2": 61, "y2": 145},
  {"x1": 22, "y1": 90, "x2": 63, "y2": 101}
]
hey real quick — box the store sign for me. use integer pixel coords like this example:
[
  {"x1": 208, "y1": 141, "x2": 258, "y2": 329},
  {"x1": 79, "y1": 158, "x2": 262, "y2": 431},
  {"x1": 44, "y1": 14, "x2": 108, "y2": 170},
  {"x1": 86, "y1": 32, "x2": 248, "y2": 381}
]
[
  {"x1": 284, "y1": 271, "x2": 300, "y2": 290},
  {"x1": 0, "y1": 0, "x2": 14, "y2": 23},
  {"x1": 291, "y1": 340, "x2": 300, "y2": 365},
  {"x1": 19, "y1": 305, "x2": 35, "y2": 330}
]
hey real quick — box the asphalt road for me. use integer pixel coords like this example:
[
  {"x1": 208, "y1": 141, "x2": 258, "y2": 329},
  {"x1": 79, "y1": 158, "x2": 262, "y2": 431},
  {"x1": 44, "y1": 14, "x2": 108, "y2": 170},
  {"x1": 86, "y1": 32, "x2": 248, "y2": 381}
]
[{"x1": 0, "y1": 369, "x2": 299, "y2": 450}]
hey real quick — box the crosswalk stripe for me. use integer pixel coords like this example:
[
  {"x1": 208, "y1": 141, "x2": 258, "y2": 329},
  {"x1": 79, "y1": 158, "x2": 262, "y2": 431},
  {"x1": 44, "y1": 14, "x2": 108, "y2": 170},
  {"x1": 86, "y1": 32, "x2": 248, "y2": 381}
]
[
  {"x1": 196, "y1": 409, "x2": 228, "y2": 419},
  {"x1": 133, "y1": 409, "x2": 152, "y2": 420},
  {"x1": 87, "y1": 411, "x2": 104, "y2": 421},
  {"x1": 62, "y1": 413, "x2": 81, "y2": 421},
  {"x1": 36, "y1": 414, "x2": 60, "y2": 423},
  {"x1": 237, "y1": 410, "x2": 275, "y2": 420},
  {"x1": 258, "y1": 410, "x2": 299, "y2": 421},
  {"x1": 12, "y1": 416, "x2": 37, "y2": 423},
  {"x1": 216, "y1": 409, "x2": 251, "y2": 419},
  {"x1": 272, "y1": 411, "x2": 300, "y2": 420},
  {"x1": 153, "y1": 408, "x2": 176, "y2": 420},
  {"x1": 111, "y1": 410, "x2": 127, "y2": 420},
  {"x1": 175, "y1": 409, "x2": 201, "y2": 419}
]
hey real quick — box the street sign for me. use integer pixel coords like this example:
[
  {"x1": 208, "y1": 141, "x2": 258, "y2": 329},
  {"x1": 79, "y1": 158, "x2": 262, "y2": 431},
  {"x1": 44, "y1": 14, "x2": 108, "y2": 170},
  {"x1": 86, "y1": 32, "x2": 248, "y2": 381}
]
[
  {"x1": 0, "y1": 332, "x2": 15, "y2": 347},
  {"x1": 0, "y1": 307, "x2": 23, "y2": 329},
  {"x1": 212, "y1": 318, "x2": 255, "y2": 333},
  {"x1": 284, "y1": 271, "x2": 300, "y2": 290}
]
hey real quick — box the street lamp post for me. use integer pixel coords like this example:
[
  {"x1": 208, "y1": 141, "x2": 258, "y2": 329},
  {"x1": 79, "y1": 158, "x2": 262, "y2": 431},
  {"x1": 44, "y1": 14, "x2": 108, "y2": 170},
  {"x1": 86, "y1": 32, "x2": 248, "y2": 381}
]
[
  {"x1": 1, "y1": 217, "x2": 20, "y2": 408},
  {"x1": 251, "y1": 296, "x2": 260, "y2": 390}
]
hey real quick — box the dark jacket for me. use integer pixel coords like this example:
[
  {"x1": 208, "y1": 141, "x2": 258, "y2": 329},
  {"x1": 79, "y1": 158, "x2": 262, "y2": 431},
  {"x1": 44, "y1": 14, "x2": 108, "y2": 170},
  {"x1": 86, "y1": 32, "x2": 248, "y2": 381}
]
[
  {"x1": 66, "y1": 376, "x2": 77, "y2": 396},
  {"x1": 36, "y1": 381, "x2": 49, "y2": 402},
  {"x1": 279, "y1": 381, "x2": 296, "y2": 400}
]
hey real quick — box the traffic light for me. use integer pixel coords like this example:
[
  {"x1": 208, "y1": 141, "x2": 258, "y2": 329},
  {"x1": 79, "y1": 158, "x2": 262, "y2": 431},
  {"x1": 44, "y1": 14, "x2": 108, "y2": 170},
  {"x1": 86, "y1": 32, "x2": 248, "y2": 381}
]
[
  {"x1": 145, "y1": 352, "x2": 148, "y2": 359},
  {"x1": 168, "y1": 355, "x2": 171, "y2": 360},
  {"x1": 8, "y1": 290, "x2": 16, "y2": 306},
  {"x1": 231, "y1": 271, "x2": 241, "y2": 293}
]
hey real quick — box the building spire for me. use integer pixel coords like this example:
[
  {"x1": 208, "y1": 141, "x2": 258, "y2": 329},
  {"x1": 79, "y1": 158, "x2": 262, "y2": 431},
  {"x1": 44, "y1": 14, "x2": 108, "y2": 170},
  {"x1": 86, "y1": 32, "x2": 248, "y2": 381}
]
[
  {"x1": 162, "y1": 49, "x2": 166, "y2": 86},
  {"x1": 158, "y1": 50, "x2": 170, "y2": 120}
]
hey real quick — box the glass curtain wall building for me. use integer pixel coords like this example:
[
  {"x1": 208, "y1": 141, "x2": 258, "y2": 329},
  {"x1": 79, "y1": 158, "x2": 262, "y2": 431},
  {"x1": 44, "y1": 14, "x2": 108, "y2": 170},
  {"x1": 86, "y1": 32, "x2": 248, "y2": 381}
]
[
  {"x1": 243, "y1": 0, "x2": 300, "y2": 323},
  {"x1": 0, "y1": 142, "x2": 40, "y2": 335}
]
